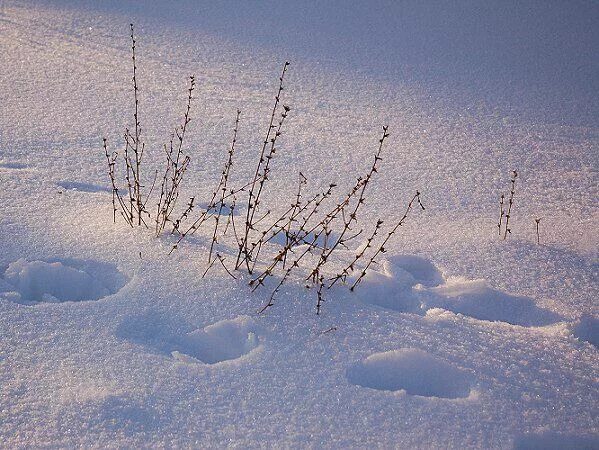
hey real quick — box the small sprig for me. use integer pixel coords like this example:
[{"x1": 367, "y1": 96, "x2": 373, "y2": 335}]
[
  {"x1": 103, "y1": 138, "x2": 133, "y2": 227},
  {"x1": 498, "y1": 194, "x2": 505, "y2": 236},
  {"x1": 503, "y1": 170, "x2": 517, "y2": 240},
  {"x1": 155, "y1": 75, "x2": 196, "y2": 236}
]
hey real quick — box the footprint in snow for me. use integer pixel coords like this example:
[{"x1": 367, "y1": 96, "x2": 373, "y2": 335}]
[
  {"x1": 571, "y1": 315, "x2": 598, "y2": 348},
  {"x1": 0, "y1": 258, "x2": 128, "y2": 304},
  {"x1": 56, "y1": 181, "x2": 111, "y2": 193},
  {"x1": 350, "y1": 254, "x2": 561, "y2": 326},
  {"x1": 118, "y1": 314, "x2": 261, "y2": 365},
  {"x1": 420, "y1": 278, "x2": 561, "y2": 327},
  {"x1": 349, "y1": 255, "x2": 443, "y2": 314},
  {"x1": 346, "y1": 348, "x2": 473, "y2": 399}
]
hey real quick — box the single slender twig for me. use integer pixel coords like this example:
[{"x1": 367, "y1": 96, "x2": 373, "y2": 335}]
[
  {"x1": 503, "y1": 170, "x2": 517, "y2": 240},
  {"x1": 498, "y1": 194, "x2": 504, "y2": 236},
  {"x1": 236, "y1": 62, "x2": 290, "y2": 272},
  {"x1": 130, "y1": 24, "x2": 143, "y2": 226},
  {"x1": 207, "y1": 110, "x2": 241, "y2": 266}
]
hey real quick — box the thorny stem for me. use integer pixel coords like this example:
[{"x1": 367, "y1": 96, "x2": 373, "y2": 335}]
[
  {"x1": 207, "y1": 110, "x2": 241, "y2": 266},
  {"x1": 169, "y1": 178, "x2": 253, "y2": 254},
  {"x1": 156, "y1": 76, "x2": 196, "y2": 236},
  {"x1": 123, "y1": 129, "x2": 135, "y2": 223},
  {"x1": 247, "y1": 173, "x2": 307, "y2": 273},
  {"x1": 103, "y1": 138, "x2": 133, "y2": 227},
  {"x1": 249, "y1": 182, "x2": 342, "y2": 294},
  {"x1": 172, "y1": 196, "x2": 195, "y2": 235},
  {"x1": 253, "y1": 136, "x2": 387, "y2": 313},
  {"x1": 316, "y1": 275, "x2": 326, "y2": 315},
  {"x1": 282, "y1": 172, "x2": 307, "y2": 269}
]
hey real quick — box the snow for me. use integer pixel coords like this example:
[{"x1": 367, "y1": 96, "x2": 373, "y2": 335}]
[{"x1": 0, "y1": 0, "x2": 597, "y2": 448}]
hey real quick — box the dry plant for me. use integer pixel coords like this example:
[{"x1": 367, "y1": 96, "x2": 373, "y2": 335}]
[
  {"x1": 103, "y1": 24, "x2": 195, "y2": 231},
  {"x1": 103, "y1": 27, "x2": 428, "y2": 315}
]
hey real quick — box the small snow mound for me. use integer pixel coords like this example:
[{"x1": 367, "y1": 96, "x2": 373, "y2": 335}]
[
  {"x1": 422, "y1": 278, "x2": 561, "y2": 327},
  {"x1": 171, "y1": 316, "x2": 261, "y2": 364},
  {"x1": 2, "y1": 258, "x2": 127, "y2": 304},
  {"x1": 513, "y1": 431, "x2": 599, "y2": 449},
  {"x1": 572, "y1": 315, "x2": 598, "y2": 348},
  {"x1": 347, "y1": 348, "x2": 472, "y2": 399},
  {"x1": 382, "y1": 255, "x2": 444, "y2": 287}
]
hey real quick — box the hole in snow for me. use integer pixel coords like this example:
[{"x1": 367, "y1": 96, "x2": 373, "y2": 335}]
[
  {"x1": 347, "y1": 348, "x2": 472, "y2": 399},
  {"x1": 350, "y1": 268, "x2": 424, "y2": 314},
  {"x1": 117, "y1": 314, "x2": 261, "y2": 365},
  {"x1": 382, "y1": 255, "x2": 444, "y2": 288},
  {"x1": 572, "y1": 315, "x2": 598, "y2": 348},
  {"x1": 1, "y1": 258, "x2": 127, "y2": 304},
  {"x1": 170, "y1": 316, "x2": 261, "y2": 364}
]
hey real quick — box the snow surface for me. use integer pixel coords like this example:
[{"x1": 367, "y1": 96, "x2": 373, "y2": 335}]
[{"x1": 0, "y1": 0, "x2": 597, "y2": 448}]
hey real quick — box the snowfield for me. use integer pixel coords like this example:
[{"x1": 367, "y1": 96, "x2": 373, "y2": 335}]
[{"x1": 0, "y1": 1, "x2": 597, "y2": 448}]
